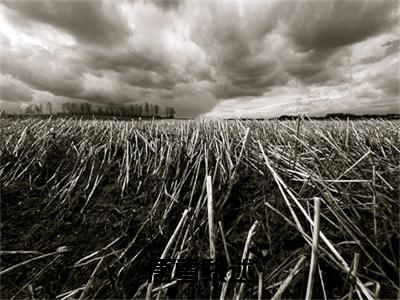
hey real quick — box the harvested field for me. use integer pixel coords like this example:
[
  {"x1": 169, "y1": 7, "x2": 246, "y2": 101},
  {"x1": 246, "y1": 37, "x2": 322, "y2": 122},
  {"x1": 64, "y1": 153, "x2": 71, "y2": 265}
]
[{"x1": 1, "y1": 117, "x2": 399, "y2": 299}]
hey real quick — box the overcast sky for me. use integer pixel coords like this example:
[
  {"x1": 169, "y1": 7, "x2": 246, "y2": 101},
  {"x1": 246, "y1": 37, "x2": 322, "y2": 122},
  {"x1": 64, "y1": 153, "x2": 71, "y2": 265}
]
[{"x1": 0, "y1": 0, "x2": 399, "y2": 118}]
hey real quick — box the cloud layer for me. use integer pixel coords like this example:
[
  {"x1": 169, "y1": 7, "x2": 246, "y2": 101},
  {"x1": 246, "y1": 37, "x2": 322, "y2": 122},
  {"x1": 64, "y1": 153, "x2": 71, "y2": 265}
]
[{"x1": 1, "y1": 0, "x2": 399, "y2": 117}]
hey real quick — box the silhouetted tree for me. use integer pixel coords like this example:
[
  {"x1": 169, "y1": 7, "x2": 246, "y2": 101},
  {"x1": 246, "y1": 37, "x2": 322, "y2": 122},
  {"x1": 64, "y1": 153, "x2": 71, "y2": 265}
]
[
  {"x1": 34, "y1": 104, "x2": 43, "y2": 115},
  {"x1": 61, "y1": 102, "x2": 70, "y2": 114},
  {"x1": 46, "y1": 102, "x2": 52, "y2": 115},
  {"x1": 129, "y1": 105, "x2": 135, "y2": 117},
  {"x1": 165, "y1": 106, "x2": 175, "y2": 118},
  {"x1": 149, "y1": 104, "x2": 155, "y2": 117},
  {"x1": 137, "y1": 104, "x2": 143, "y2": 117},
  {"x1": 144, "y1": 102, "x2": 150, "y2": 117},
  {"x1": 24, "y1": 105, "x2": 34, "y2": 115},
  {"x1": 97, "y1": 106, "x2": 104, "y2": 115},
  {"x1": 107, "y1": 103, "x2": 116, "y2": 116},
  {"x1": 154, "y1": 104, "x2": 160, "y2": 117},
  {"x1": 79, "y1": 103, "x2": 85, "y2": 115},
  {"x1": 71, "y1": 103, "x2": 78, "y2": 114},
  {"x1": 170, "y1": 107, "x2": 175, "y2": 118},
  {"x1": 80, "y1": 102, "x2": 92, "y2": 115}
]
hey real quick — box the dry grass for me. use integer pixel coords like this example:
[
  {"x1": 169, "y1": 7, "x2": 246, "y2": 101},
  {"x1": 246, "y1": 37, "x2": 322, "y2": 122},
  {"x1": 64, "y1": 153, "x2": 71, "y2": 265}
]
[{"x1": 1, "y1": 117, "x2": 399, "y2": 299}]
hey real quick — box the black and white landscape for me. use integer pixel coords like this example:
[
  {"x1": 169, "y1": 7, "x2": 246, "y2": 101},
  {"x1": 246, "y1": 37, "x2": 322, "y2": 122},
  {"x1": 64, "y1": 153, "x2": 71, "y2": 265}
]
[{"x1": 0, "y1": 0, "x2": 399, "y2": 299}]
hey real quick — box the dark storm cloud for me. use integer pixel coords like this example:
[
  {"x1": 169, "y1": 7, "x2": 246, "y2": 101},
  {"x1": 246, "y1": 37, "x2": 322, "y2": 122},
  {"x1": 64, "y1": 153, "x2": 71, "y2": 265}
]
[
  {"x1": 83, "y1": 47, "x2": 191, "y2": 90},
  {"x1": 148, "y1": 0, "x2": 184, "y2": 11},
  {"x1": 358, "y1": 55, "x2": 384, "y2": 66},
  {"x1": 211, "y1": 55, "x2": 288, "y2": 98},
  {"x1": 190, "y1": 2, "x2": 286, "y2": 99},
  {"x1": 3, "y1": 0, "x2": 131, "y2": 46},
  {"x1": 120, "y1": 69, "x2": 179, "y2": 90},
  {"x1": 84, "y1": 47, "x2": 167, "y2": 73},
  {"x1": 0, "y1": 0, "x2": 398, "y2": 117},
  {"x1": 223, "y1": 56, "x2": 278, "y2": 87},
  {"x1": 189, "y1": 0, "x2": 398, "y2": 100},
  {"x1": 283, "y1": 0, "x2": 399, "y2": 52},
  {"x1": 0, "y1": 75, "x2": 34, "y2": 103},
  {"x1": 284, "y1": 50, "x2": 349, "y2": 85},
  {"x1": 1, "y1": 50, "x2": 83, "y2": 99},
  {"x1": 277, "y1": 0, "x2": 398, "y2": 87}
]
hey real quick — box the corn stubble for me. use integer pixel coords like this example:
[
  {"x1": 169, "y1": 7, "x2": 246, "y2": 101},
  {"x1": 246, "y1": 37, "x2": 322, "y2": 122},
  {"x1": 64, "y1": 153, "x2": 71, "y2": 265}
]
[{"x1": 1, "y1": 117, "x2": 399, "y2": 299}]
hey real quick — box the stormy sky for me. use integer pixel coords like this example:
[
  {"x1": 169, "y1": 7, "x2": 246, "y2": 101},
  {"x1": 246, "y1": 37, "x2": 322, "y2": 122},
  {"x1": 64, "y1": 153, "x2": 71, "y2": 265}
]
[{"x1": 0, "y1": 0, "x2": 399, "y2": 118}]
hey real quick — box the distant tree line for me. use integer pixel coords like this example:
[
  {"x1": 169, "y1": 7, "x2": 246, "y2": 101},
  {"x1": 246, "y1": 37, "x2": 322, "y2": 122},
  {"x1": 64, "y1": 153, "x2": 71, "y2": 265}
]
[
  {"x1": 324, "y1": 113, "x2": 400, "y2": 120},
  {"x1": 24, "y1": 103, "x2": 45, "y2": 115},
  {"x1": 23, "y1": 102, "x2": 176, "y2": 118},
  {"x1": 277, "y1": 113, "x2": 400, "y2": 120}
]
